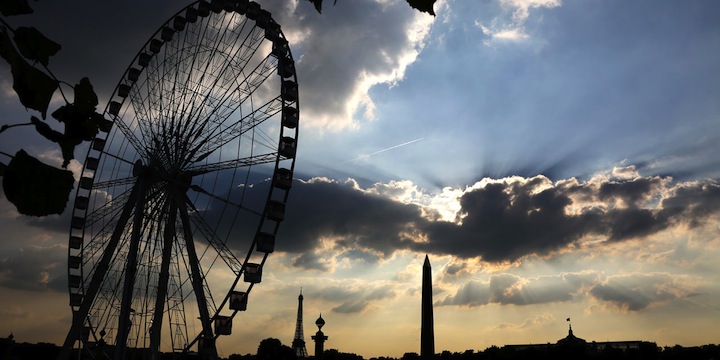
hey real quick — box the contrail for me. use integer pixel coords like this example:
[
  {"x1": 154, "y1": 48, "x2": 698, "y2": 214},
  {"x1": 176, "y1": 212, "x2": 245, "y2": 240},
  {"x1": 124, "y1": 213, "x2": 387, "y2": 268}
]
[{"x1": 341, "y1": 137, "x2": 424, "y2": 164}]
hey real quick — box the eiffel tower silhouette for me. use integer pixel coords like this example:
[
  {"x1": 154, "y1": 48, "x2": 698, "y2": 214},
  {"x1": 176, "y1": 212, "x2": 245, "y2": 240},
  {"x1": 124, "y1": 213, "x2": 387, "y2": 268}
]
[{"x1": 292, "y1": 289, "x2": 308, "y2": 357}]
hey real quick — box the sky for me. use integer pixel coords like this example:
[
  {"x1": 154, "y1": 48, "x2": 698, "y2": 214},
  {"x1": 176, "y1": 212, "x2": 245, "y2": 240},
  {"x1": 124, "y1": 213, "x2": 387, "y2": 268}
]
[{"x1": 1, "y1": 0, "x2": 720, "y2": 358}]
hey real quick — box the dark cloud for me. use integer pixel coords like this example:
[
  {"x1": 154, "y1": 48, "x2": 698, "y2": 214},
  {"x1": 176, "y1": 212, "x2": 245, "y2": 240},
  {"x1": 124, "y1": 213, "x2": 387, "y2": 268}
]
[
  {"x1": 338, "y1": 249, "x2": 381, "y2": 264},
  {"x1": 661, "y1": 182, "x2": 720, "y2": 228},
  {"x1": 280, "y1": 178, "x2": 421, "y2": 256},
  {"x1": 443, "y1": 261, "x2": 467, "y2": 277},
  {"x1": 292, "y1": 252, "x2": 331, "y2": 272},
  {"x1": 266, "y1": 0, "x2": 430, "y2": 128},
  {"x1": 0, "y1": 245, "x2": 66, "y2": 292},
  {"x1": 8, "y1": 1, "x2": 183, "y2": 99},
  {"x1": 5, "y1": 171, "x2": 715, "y2": 299},
  {"x1": 419, "y1": 179, "x2": 603, "y2": 262},
  {"x1": 279, "y1": 175, "x2": 720, "y2": 264},
  {"x1": 598, "y1": 177, "x2": 662, "y2": 205},
  {"x1": 589, "y1": 273, "x2": 693, "y2": 311}
]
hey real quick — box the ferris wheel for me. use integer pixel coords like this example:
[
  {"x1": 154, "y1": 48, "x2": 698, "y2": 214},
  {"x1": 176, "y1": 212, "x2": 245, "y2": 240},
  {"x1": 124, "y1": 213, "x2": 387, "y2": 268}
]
[{"x1": 59, "y1": 1, "x2": 298, "y2": 359}]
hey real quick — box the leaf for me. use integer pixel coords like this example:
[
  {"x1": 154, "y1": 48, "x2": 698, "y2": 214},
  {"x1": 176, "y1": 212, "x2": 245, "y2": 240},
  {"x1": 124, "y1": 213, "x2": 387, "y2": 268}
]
[
  {"x1": 31, "y1": 115, "x2": 83, "y2": 168},
  {"x1": 306, "y1": 0, "x2": 323, "y2": 13},
  {"x1": 0, "y1": 28, "x2": 58, "y2": 118},
  {"x1": 31, "y1": 116, "x2": 63, "y2": 143},
  {"x1": 13, "y1": 26, "x2": 61, "y2": 67},
  {"x1": 0, "y1": 0, "x2": 33, "y2": 16},
  {"x1": 72, "y1": 77, "x2": 99, "y2": 114},
  {"x1": 406, "y1": 0, "x2": 436, "y2": 16},
  {"x1": 53, "y1": 78, "x2": 104, "y2": 143},
  {"x1": 51, "y1": 104, "x2": 103, "y2": 142},
  {"x1": 48, "y1": 79, "x2": 104, "y2": 167},
  {"x1": 0, "y1": 162, "x2": 6, "y2": 176},
  {"x1": 11, "y1": 63, "x2": 58, "y2": 119},
  {"x1": 2, "y1": 149, "x2": 74, "y2": 216}
]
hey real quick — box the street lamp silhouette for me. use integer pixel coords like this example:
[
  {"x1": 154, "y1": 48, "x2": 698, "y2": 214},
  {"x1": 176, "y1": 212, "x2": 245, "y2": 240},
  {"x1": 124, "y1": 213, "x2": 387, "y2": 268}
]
[{"x1": 311, "y1": 314, "x2": 328, "y2": 360}]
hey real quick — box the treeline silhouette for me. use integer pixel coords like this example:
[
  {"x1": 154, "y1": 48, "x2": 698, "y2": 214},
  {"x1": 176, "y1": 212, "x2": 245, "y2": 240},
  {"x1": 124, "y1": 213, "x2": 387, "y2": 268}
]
[{"x1": 2, "y1": 338, "x2": 719, "y2": 360}]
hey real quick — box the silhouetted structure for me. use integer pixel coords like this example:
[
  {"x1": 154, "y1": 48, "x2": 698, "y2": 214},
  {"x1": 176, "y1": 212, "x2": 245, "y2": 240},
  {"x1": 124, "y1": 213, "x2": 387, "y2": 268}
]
[
  {"x1": 311, "y1": 314, "x2": 328, "y2": 360},
  {"x1": 292, "y1": 289, "x2": 309, "y2": 358},
  {"x1": 1, "y1": 333, "x2": 15, "y2": 359},
  {"x1": 504, "y1": 321, "x2": 658, "y2": 359},
  {"x1": 421, "y1": 255, "x2": 435, "y2": 359}
]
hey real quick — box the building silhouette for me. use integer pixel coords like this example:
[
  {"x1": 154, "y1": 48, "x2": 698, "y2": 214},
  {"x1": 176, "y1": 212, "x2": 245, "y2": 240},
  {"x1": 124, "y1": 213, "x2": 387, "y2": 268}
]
[
  {"x1": 311, "y1": 314, "x2": 328, "y2": 360},
  {"x1": 504, "y1": 321, "x2": 657, "y2": 356},
  {"x1": 421, "y1": 255, "x2": 435, "y2": 359},
  {"x1": 292, "y1": 289, "x2": 308, "y2": 358}
]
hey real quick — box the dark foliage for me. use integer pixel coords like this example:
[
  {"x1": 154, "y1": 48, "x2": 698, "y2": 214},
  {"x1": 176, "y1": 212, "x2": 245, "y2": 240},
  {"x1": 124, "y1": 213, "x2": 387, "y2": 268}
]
[
  {"x1": 2, "y1": 149, "x2": 74, "y2": 216},
  {"x1": 1, "y1": 3, "x2": 106, "y2": 216},
  {"x1": 257, "y1": 338, "x2": 297, "y2": 360}
]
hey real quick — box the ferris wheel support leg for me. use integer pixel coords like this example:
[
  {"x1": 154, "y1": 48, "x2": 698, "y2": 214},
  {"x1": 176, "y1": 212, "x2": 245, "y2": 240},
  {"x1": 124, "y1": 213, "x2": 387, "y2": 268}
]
[
  {"x1": 57, "y1": 184, "x2": 142, "y2": 360},
  {"x1": 149, "y1": 201, "x2": 179, "y2": 360},
  {"x1": 179, "y1": 200, "x2": 217, "y2": 360},
  {"x1": 114, "y1": 177, "x2": 149, "y2": 360}
]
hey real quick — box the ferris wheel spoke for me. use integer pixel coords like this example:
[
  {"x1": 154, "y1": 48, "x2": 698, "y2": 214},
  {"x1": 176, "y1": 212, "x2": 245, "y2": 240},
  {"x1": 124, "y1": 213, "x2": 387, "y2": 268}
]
[
  {"x1": 152, "y1": 21, "x2": 264, "y2": 165},
  {"x1": 184, "y1": 197, "x2": 244, "y2": 275},
  {"x1": 189, "y1": 53, "x2": 280, "y2": 154},
  {"x1": 189, "y1": 183, "x2": 263, "y2": 217},
  {"x1": 82, "y1": 219, "x2": 133, "y2": 274},
  {"x1": 189, "y1": 95, "x2": 283, "y2": 165},
  {"x1": 91, "y1": 176, "x2": 136, "y2": 190},
  {"x1": 109, "y1": 111, "x2": 152, "y2": 160},
  {"x1": 176, "y1": 28, "x2": 270, "y2": 159},
  {"x1": 186, "y1": 152, "x2": 278, "y2": 174},
  {"x1": 84, "y1": 188, "x2": 133, "y2": 228},
  {"x1": 175, "y1": 19, "x2": 265, "y2": 138},
  {"x1": 125, "y1": 86, "x2": 153, "y2": 145}
]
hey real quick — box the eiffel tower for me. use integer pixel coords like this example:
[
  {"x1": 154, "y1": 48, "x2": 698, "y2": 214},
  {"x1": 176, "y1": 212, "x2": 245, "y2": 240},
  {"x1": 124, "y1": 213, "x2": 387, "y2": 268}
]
[{"x1": 292, "y1": 289, "x2": 308, "y2": 358}]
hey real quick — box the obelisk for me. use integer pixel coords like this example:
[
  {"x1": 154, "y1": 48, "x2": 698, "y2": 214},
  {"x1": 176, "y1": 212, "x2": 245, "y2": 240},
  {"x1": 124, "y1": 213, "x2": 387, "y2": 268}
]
[{"x1": 421, "y1": 255, "x2": 435, "y2": 359}]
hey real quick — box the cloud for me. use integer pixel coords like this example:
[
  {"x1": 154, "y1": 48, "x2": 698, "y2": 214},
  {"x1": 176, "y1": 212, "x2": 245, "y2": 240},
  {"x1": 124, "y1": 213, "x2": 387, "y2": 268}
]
[
  {"x1": 438, "y1": 271, "x2": 698, "y2": 312},
  {"x1": 438, "y1": 271, "x2": 597, "y2": 307},
  {"x1": 292, "y1": 250, "x2": 334, "y2": 272},
  {"x1": 9, "y1": 165, "x2": 710, "y2": 297},
  {"x1": 589, "y1": 273, "x2": 697, "y2": 311},
  {"x1": 330, "y1": 284, "x2": 396, "y2": 314},
  {"x1": 0, "y1": 245, "x2": 67, "y2": 292},
  {"x1": 494, "y1": 313, "x2": 555, "y2": 330},
  {"x1": 500, "y1": 0, "x2": 562, "y2": 22},
  {"x1": 268, "y1": 0, "x2": 434, "y2": 130},
  {"x1": 286, "y1": 281, "x2": 396, "y2": 314},
  {"x1": 279, "y1": 177, "x2": 422, "y2": 258},
  {"x1": 475, "y1": 0, "x2": 561, "y2": 44},
  {"x1": 278, "y1": 171, "x2": 720, "y2": 265},
  {"x1": 443, "y1": 261, "x2": 467, "y2": 277}
]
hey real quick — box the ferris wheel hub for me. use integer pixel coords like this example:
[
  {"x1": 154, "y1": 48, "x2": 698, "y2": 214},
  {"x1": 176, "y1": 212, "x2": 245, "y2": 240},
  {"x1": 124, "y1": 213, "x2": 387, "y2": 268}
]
[{"x1": 132, "y1": 159, "x2": 146, "y2": 177}]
